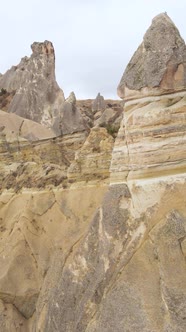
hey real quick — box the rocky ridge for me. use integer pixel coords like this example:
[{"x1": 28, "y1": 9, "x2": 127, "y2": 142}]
[{"x1": 0, "y1": 12, "x2": 186, "y2": 332}]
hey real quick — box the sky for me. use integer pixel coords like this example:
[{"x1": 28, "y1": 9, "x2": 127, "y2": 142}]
[{"x1": 1, "y1": 0, "x2": 186, "y2": 99}]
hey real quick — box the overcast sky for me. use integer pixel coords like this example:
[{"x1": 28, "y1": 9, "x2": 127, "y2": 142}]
[{"x1": 1, "y1": 1, "x2": 186, "y2": 99}]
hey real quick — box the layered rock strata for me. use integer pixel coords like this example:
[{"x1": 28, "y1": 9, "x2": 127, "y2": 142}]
[
  {"x1": 110, "y1": 90, "x2": 186, "y2": 182},
  {"x1": 112, "y1": 13, "x2": 186, "y2": 183}
]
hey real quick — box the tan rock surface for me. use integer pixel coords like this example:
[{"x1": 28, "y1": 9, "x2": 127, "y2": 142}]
[
  {"x1": 68, "y1": 127, "x2": 114, "y2": 182},
  {"x1": 0, "y1": 110, "x2": 55, "y2": 141},
  {"x1": 44, "y1": 177, "x2": 186, "y2": 332},
  {"x1": 0, "y1": 185, "x2": 108, "y2": 330},
  {"x1": 110, "y1": 91, "x2": 186, "y2": 183}
]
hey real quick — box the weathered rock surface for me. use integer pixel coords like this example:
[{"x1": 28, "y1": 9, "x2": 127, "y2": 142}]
[
  {"x1": 35, "y1": 179, "x2": 186, "y2": 332},
  {"x1": 0, "y1": 88, "x2": 15, "y2": 111},
  {"x1": 0, "y1": 41, "x2": 65, "y2": 131},
  {"x1": 112, "y1": 13, "x2": 186, "y2": 183},
  {"x1": 68, "y1": 127, "x2": 114, "y2": 181},
  {"x1": 0, "y1": 42, "x2": 87, "y2": 137},
  {"x1": 0, "y1": 12, "x2": 186, "y2": 332},
  {"x1": 53, "y1": 92, "x2": 87, "y2": 136},
  {"x1": 110, "y1": 91, "x2": 186, "y2": 183},
  {"x1": 92, "y1": 92, "x2": 106, "y2": 113},
  {"x1": 118, "y1": 13, "x2": 186, "y2": 100},
  {"x1": 77, "y1": 98, "x2": 123, "y2": 130},
  {"x1": 0, "y1": 110, "x2": 55, "y2": 141},
  {"x1": 0, "y1": 185, "x2": 108, "y2": 330}
]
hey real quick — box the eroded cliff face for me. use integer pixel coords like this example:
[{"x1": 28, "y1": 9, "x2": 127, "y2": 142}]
[{"x1": 0, "y1": 12, "x2": 186, "y2": 332}]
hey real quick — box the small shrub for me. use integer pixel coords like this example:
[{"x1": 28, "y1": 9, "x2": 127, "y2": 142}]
[
  {"x1": 101, "y1": 123, "x2": 120, "y2": 138},
  {"x1": 0, "y1": 88, "x2": 7, "y2": 96}
]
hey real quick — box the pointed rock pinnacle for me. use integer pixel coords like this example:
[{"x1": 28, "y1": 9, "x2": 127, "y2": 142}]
[{"x1": 118, "y1": 13, "x2": 186, "y2": 99}]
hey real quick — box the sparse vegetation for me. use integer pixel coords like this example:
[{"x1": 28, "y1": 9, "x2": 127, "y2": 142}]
[
  {"x1": 101, "y1": 123, "x2": 120, "y2": 138},
  {"x1": 0, "y1": 89, "x2": 16, "y2": 111},
  {"x1": 0, "y1": 88, "x2": 7, "y2": 96}
]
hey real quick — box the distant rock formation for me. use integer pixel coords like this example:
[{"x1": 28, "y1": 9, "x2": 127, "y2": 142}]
[
  {"x1": 92, "y1": 92, "x2": 106, "y2": 113},
  {"x1": 53, "y1": 91, "x2": 86, "y2": 136},
  {"x1": 118, "y1": 13, "x2": 186, "y2": 100},
  {"x1": 76, "y1": 98, "x2": 122, "y2": 129},
  {"x1": 0, "y1": 41, "x2": 65, "y2": 130}
]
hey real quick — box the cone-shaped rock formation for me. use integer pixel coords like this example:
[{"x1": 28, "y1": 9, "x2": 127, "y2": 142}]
[{"x1": 118, "y1": 13, "x2": 186, "y2": 100}]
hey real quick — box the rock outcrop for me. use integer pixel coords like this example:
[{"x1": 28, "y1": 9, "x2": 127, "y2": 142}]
[
  {"x1": 0, "y1": 42, "x2": 88, "y2": 137},
  {"x1": 0, "y1": 12, "x2": 186, "y2": 332},
  {"x1": 68, "y1": 127, "x2": 114, "y2": 182},
  {"x1": 118, "y1": 13, "x2": 186, "y2": 100},
  {"x1": 92, "y1": 92, "x2": 106, "y2": 113},
  {"x1": 112, "y1": 13, "x2": 186, "y2": 183},
  {"x1": 0, "y1": 41, "x2": 65, "y2": 131},
  {"x1": 77, "y1": 98, "x2": 123, "y2": 130},
  {"x1": 53, "y1": 92, "x2": 87, "y2": 136}
]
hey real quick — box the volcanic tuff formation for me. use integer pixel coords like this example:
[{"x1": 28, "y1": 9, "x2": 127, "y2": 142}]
[
  {"x1": 0, "y1": 12, "x2": 186, "y2": 332},
  {"x1": 0, "y1": 41, "x2": 65, "y2": 131},
  {"x1": 92, "y1": 92, "x2": 106, "y2": 113},
  {"x1": 0, "y1": 41, "x2": 87, "y2": 136},
  {"x1": 118, "y1": 13, "x2": 186, "y2": 100}
]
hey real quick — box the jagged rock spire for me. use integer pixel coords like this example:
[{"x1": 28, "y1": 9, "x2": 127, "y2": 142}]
[
  {"x1": 92, "y1": 92, "x2": 106, "y2": 112},
  {"x1": 118, "y1": 13, "x2": 186, "y2": 99},
  {"x1": 31, "y1": 40, "x2": 55, "y2": 56},
  {"x1": 0, "y1": 40, "x2": 65, "y2": 130},
  {"x1": 66, "y1": 91, "x2": 76, "y2": 105}
]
